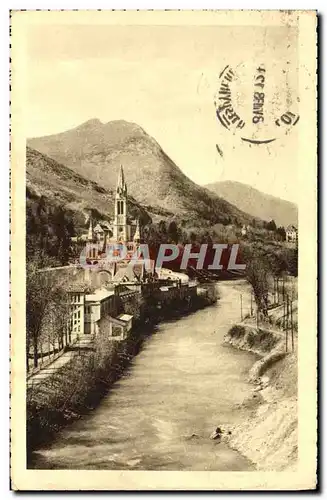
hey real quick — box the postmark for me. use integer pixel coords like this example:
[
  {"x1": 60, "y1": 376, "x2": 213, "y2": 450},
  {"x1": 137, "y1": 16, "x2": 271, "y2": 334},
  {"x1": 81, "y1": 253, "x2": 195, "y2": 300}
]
[{"x1": 214, "y1": 64, "x2": 300, "y2": 144}]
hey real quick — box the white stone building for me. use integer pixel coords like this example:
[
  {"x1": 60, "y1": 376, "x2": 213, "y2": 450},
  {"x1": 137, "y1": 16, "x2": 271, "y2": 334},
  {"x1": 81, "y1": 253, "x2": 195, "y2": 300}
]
[{"x1": 286, "y1": 225, "x2": 298, "y2": 243}]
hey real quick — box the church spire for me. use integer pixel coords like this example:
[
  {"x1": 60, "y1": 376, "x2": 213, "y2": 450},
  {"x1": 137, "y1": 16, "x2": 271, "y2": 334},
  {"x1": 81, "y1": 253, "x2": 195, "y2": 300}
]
[
  {"x1": 133, "y1": 218, "x2": 141, "y2": 243},
  {"x1": 113, "y1": 165, "x2": 128, "y2": 243},
  {"x1": 87, "y1": 216, "x2": 93, "y2": 241},
  {"x1": 117, "y1": 165, "x2": 127, "y2": 195}
]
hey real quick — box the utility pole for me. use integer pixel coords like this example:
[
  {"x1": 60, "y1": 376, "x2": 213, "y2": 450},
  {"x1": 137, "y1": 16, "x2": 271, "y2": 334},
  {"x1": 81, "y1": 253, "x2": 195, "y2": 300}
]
[
  {"x1": 286, "y1": 295, "x2": 289, "y2": 353},
  {"x1": 283, "y1": 299, "x2": 287, "y2": 352},
  {"x1": 240, "y1": 294, "x2": 243, "y2": 321},
  {"x1": 290, "y1": 298, "x2": 294, "y2": 352},
  {"x1": 250, "y1": 292, "x2": 253, "y2": 317},
  {"x1": 276, "y1": 278, "x2": 278, "y2": 304},
  {"x1": 26, "y1": 335, "x2": 30, "y2": 374}
]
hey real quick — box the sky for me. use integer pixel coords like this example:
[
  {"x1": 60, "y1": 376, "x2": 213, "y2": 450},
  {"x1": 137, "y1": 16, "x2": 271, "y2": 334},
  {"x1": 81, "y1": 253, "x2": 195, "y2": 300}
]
[{"x1": 23, "y1": 20, "x2": 299, "y2": 203}]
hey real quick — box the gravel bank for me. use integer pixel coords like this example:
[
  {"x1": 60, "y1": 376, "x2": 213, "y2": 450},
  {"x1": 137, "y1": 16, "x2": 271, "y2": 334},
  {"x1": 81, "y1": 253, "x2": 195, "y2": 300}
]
[{"x1": 224, "y1": 324, "x2": 297, "y2": 470}]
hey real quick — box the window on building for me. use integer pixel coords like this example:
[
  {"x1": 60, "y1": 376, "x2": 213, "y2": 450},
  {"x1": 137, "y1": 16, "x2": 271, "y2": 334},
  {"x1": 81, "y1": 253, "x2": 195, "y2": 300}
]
[{"x1": 112, "y1": 326, "x2": 122, "y2": 337}]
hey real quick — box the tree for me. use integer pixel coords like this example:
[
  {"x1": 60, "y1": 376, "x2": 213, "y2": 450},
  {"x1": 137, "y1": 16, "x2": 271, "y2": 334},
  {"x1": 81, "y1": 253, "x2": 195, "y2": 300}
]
[
  {"x1": 189, "y1": 231, "x2": 197, "y2": 243},
  {"x1": 285, "y1": 247, "x2": 298, "y2": 277},
  {"x1": 246, "y1": 254, "x2": 271, "y2": 317},
  {"x1": 266, "y1": 250, "x2": 288, "y2": 277},
  {"x1": 200, "y1": 231, "x2": 213, "y2": 244},
  {"x1": 50, "y1": 206, "x2": 74, "y2": 265},
  {"x1": 276, "y1": 226, "x2": 286, "y2": 241},
  {"x1": 158, "y1": 220, "x2": 167, "y2": 239},
  {"x1": 266, "y1": 219, "x2": 277, "y2": 232},
  {"x1": 26, "y1": 255, "x2": 70, "y2": 371},
  {"x1": 168, "y1": 220, "x2": 179, "y2": 244}
]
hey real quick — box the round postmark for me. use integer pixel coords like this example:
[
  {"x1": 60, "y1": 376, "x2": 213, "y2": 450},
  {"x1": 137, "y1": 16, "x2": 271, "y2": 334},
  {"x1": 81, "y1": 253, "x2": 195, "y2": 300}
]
[{"x1": 214, "y1": 63, "x2": 299, "y2": 144}]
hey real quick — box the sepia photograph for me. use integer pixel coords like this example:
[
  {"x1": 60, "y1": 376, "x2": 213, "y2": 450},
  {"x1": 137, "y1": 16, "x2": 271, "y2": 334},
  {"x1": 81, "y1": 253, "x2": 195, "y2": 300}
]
[{"x1": 10, "y1": 9, "x2": 317, "y2": 490}]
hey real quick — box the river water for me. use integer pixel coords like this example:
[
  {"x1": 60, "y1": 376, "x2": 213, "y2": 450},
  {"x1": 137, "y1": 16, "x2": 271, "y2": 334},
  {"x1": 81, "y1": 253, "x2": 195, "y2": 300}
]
[{"x1": 31, "y1": 280, "x2": 257, "y2": 471}]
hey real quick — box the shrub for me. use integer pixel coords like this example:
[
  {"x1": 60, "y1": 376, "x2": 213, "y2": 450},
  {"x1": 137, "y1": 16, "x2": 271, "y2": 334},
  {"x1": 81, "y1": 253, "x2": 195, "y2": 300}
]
[
  {"x1": 228, "y1": 325, "x2": 246, "y2": 339},
  {"x1": 246, "y1": 331, "x2": 256, "y2": 348}
]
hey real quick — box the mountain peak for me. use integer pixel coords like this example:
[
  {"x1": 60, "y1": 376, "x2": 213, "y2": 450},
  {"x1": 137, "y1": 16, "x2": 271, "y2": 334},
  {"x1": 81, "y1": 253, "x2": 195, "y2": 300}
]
[
  {"x1": 27, "y1": 120, "x2": 254, "y2": 226},
  {"x1": 74, "y1": 118, "x2": 103, "y2": 130}
]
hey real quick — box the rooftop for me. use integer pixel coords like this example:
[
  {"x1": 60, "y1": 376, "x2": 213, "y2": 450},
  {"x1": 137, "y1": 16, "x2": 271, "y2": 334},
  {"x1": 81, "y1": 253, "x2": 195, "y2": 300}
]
[
  {"x1": 65, "y1": 281, "x2": 95, "y2": 294},
  {"x1": 118, "y1": 314, "x2": 133, "y2": 322},
  {"x1": 85, "y1": 288, "x2": 115, "y2": 302}
]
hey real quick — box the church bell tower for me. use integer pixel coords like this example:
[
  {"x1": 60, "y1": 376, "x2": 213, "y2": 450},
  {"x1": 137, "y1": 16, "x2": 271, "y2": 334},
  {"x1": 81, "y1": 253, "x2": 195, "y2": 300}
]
[{"x1": 113, "y1": 165, "x2": 128, "y2": 243}]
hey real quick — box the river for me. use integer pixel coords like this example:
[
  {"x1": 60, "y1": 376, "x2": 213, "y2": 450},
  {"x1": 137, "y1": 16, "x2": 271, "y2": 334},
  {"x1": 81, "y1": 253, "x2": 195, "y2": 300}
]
[{"x1": 31, "y1": 280, "x2": 257, "y2": 471}]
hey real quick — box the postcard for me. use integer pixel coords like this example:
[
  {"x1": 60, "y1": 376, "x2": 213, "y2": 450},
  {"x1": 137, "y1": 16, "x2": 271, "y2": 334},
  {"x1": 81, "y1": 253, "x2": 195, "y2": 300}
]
[{"x1": 10, "y1": 9, "x2": 317, "y2": 490}]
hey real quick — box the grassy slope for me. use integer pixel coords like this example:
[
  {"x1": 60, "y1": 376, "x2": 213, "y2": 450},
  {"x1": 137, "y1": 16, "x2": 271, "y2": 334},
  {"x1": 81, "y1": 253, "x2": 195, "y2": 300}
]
[{"x1": 26, "y1": 146, "x2": 152, "y2": 233}]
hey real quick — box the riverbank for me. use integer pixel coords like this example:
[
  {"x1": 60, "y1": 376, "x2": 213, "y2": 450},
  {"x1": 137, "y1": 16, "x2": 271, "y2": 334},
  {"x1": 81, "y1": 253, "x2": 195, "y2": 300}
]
[
  {"x1": 27, "y1": 286, "x2": 218, "y2": 461},
  {"x1": 29, "y1": 280, "x2": 258, "y2": 471},
  {"x1": 223, "y1": 322, "x2": 297, "y2": 470}
]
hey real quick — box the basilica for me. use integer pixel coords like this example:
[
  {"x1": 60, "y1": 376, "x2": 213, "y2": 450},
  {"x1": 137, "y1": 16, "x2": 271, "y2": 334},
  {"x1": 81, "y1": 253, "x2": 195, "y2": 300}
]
[{"x1": 84, "y1": 165, "x2": 141, "y2": 262}]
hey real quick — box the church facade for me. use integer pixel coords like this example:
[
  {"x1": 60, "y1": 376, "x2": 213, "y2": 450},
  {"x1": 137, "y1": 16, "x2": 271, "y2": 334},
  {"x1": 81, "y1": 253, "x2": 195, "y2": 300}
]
[{"x1": 84, "y1": 165, "x2": 141, "y2": 262}]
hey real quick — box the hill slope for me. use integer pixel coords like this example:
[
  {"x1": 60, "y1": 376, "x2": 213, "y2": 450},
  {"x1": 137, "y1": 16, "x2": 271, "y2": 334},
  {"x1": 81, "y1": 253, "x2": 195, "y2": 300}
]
[
  {"x1": 205, "y1": 180, "x2": 298, "y2": 228},
  {"x1": 26, "y1": 146, "x2": 151, "y2": 233},
  {"x1": 28, "y1": 119, "x2": 254, "y2": 227}
]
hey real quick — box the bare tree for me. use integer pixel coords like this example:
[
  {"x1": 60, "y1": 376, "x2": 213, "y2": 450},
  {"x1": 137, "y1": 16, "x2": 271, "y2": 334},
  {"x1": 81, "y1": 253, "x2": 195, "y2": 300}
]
[{"x1": 26, "y1": 257, "x2": 70, "y2": 371}]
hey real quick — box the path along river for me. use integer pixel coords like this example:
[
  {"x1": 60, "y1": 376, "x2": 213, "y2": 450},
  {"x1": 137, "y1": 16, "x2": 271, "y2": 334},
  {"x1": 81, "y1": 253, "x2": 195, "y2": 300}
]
[{"x1": 31, "y1": 280, "x2": 258, "y2": 471}]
